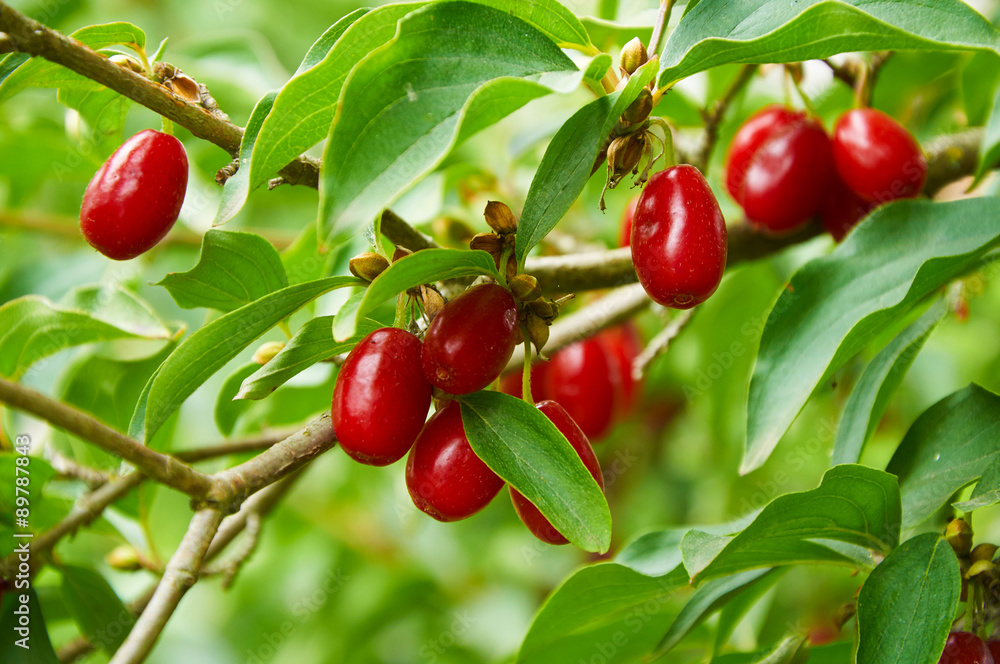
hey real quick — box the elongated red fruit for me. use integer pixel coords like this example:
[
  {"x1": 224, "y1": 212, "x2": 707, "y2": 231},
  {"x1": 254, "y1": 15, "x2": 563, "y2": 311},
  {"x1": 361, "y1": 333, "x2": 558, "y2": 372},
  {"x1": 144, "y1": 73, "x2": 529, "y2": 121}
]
[
  {"x1": 542, "y1": 337, "x2": 620, "y2": 442},
  {"x1": 406, "y1": 401, "x2": 504, "y2": 521},
  {"x1": 833, "y1": 108, "x2": 927, "y2": 203},
  {"x1": 631, "y1": 165, "x2": 727, "y2": 309},
  {"x1": 80, "y1": 129, "x2": 188, "y2": 260},
  {"x1": 510, "y1": 400, "x2": 604, "y2": 545},
  {"x1": 421, "y1": 283, "x2": 520, "y2": 395},
  {"x1": 332, "y1": 328, "x2": 432, "y2": 466},
  {"x1": 938, "y1": 632, "x2": 993, "y2": 664}
]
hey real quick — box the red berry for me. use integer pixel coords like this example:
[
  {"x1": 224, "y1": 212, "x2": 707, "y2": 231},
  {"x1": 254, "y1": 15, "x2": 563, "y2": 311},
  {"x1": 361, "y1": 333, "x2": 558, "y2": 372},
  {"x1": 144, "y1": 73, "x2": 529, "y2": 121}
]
[
  {"x1": 598, "y1": 324, "x2": 642, "y2": 415},
  {"x1": 724, "y1": 106, "x2": 834, "y2": 232},
  {"x1": 332, "y1": 328, "x2": 432, "y2": 466},
  {"x1": 832, "y1": 108, "x2": 927, "y2": 204},
  {"x1": 618, "y1": 196, "x2": 639, "y2": 248},
  {"x1": 405, "y1": 401, "x2": 504, "y2": 521},
  {"x1": 542, "y1": 337, "x2": 620, "y2": 441},
  {"x1": 80, "y1": 129, "x2": 188, "y2": 260},
  {"x1": 631, "y1": 165, "x2": 727, "y2": 309},
  {"x1": 821, "y1": 172, "x2": 877, "y2": 242},
  {"x1": 987, "y1": 641, "x2": 1000, "y2": 662},
  {"x1": 510, "y1": 400, "x2": 604, "y2": 545},
  {"x1": 421, "y1": 283, "x2": 520, "y2": 395},
  {"x1": 939, "y1": 632, "x2": 994, "y2": 664},
  {"x1": 499, "y1": 362, "x2": 549, "y2": 402}
]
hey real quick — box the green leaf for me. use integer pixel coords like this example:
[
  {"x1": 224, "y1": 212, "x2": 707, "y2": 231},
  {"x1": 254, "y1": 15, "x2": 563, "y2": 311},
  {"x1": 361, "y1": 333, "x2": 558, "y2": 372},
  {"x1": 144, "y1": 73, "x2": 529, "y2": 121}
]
[
  {"x1": 962, "y1": 52, "x2": 1000, "y2": 126},
  {"x1": 976, "y1": 81, "x2": 1000, "y2": 181},
  {"x1": 0, "y1": 287, "x2": 171, "y2": 379},
  {"x1": 155, "y1": 230, "x2": 289, "y2": 312},
  {"x1": 516, "y1": 564, "x2": 690, "y2": 664},
  {"x1": 832, "y1": 299, "x2": 946, "y2": 466},
  {"x1": 657, "y1": 0, "x2": 1000, "y2": 87},
  {"x1": 954, "y1": 456, "x2": 1000, "y2": 512},
  {"x1": 458, "y1": 391, "x2": 611, "y2": 553},
  {"x1": 133, "y1": 276, "x2": 362, "y2": 443},
  {"x1": 215, "y1": 90, "x2": 279, "y2": 225},
  {"x1": 856, "y1": 534, "x2": 960, "y2": 664},
  {"x1": 581, "y1": 16, "x2": 653, "y2": 51},
  {"x1": 886, "y1": 383, "x2": 1000, "y2": 528},
  {"x1": 745, "y1": 198, "x2": 1000, "y2": 474},
  {"x1": 683, "y1": 465, "x2": 901, "y2": 582},
  {"x1": 0, "y1": 588, "x2": 60, "y2": 663},
  {"x1": 60, "y1": 565, "x2": 135, "y2": 654},
  {"x1": 0, "y1": 23, "x2": 146, "y2": 100},
  {"x1": 214, "y1": 362, "x2": 260, "y2": 436},
  {"x1": 336, "y1": 248, "x2": 499, "y2": 341},
  {"x1": 237, "y1": 316, "x2": 380, "y2": 400},
  {"x1": 57, "y1": 86, "x2": 131, "y2": 157},
  {"x1": 318, "y1": 1, "x2": 588, "y2": 247},
  {"x1": 515, "y1": 56, "x2": 659, "y2": 266}
]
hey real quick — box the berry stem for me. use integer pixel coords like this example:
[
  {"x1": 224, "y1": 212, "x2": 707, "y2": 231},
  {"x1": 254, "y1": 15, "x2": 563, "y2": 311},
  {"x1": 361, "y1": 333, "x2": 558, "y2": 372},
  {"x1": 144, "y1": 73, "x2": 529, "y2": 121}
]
[
  {"x1": 393, "y1": 294, "x2": 407, "y2": 329},
  {"x1": 521, "y1": 338, "x2": 534, "y2": 406},
  {"x1": 787, "y1": 67, "x2": 818, "y2": 116},
  {"x1": 277, "y1": 320, "x2": 293, "y2": 340},
  {"x1": 160, "y1": 117, "x2": 175, "y2": 136},
  {"x1": 498, "y1": 246, "x2": 512, "y2": 288},
  {"x1": 646, "y1": 0, "x2": 676, "y2": 61}
]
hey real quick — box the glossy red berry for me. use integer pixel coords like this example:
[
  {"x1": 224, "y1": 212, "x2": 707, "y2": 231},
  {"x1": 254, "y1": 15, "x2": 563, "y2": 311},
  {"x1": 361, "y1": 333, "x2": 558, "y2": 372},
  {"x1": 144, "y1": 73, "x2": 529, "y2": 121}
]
[
  {"x1": 405, "y1": 401, "x2": 504, "y2": 521},
  {"x1": 987, "y1": 641, "x2": 1000, "y2": 662},
  {"x1": 631, "y1": 165, "x2": 727, "y2": 309},
  {"x1": 542, "y1": 337, "x2": 621, "y2": 441},
  {"x1": 80, "y1": 129, "x2": 188, "y2": 260},
  {"x1": 618, "y1": 196, "x2": 639, "y2": 248},
  {"x1": 510, "y1": 400, "x2": 604, "y2": 545},
  {"x1": 938, "y1": 632, "x2": 994, "y2": 664},
  {"x1": 598, "y1": 324, "x2": 642, "y2": 415},
  {"x1": 821, "y1": 172, "x2": 877, "y2": 242},
  {"x1": 724, "y1": 106, "x2": 834, "y2": 232},
  {"x1": 833, "y1": 108, "x2": 927, "y2": 204},
  {"x1": 421, "y1": 283, "x2": 520, "y2": 395},
  {"x1": 332, "y1": 328, "x2": 432, "y2": 466}
]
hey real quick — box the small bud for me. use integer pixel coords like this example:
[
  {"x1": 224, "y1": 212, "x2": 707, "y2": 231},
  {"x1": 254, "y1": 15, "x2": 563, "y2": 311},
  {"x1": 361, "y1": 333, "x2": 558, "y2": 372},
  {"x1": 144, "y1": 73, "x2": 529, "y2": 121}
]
[
  {"x1": 164, "y1": 72, "x2": 201, "y2": 103},
  {"x1": 527, "y1": 299, "x2": 556, "y2": 321},
  {"x1": 109, "y1": 54, "x2": 144, "y2": 74},
  {"x1": 971, "y1": 543, "x2": 998, "y2": 563},
  {"x1": 509, "y1": 274, "x2": 541, "y2": 302},
  {"x1": 526, "y1": 314, "x2": 550, "y2": 357},
  {"x1": 945, "y1": 518, "x2": 973, "y2": 556},
  {"x1": 253, "y1": 341, "x2": 285, "y2": 365},
  {"x1": 505, "y1": 254, "x2": 517, "y2": 283},
  {"x1": 470, "y1": 232, "x2": 503, "y2": 256},
  {"x1": 620, "y1": 38, "x2": 648, "y2": 75},
  {"x1": 622, "y1": 88, "x2": 653, "y2": 125},
  {"x1": 106, "y1": 545, "x2": 142, "y2": 571},
  {"x1": 967, "y1": 559, "x2": 993, "y2": 578},
  {"x1": 349, "y1": 251, "x2": 389, "y2": 282},
  {"x1": 420, "y1": 285, "x2": 445, "y2": 321},
  {"x1": 484, "y1": 201, "x2": 518, "y2": 235},
  {"x1": 392, "y1": 246, "x2": 413, "y2": 263},
  {"x1": 607, "y1": 134, "x2": 646, "y2": 189}
]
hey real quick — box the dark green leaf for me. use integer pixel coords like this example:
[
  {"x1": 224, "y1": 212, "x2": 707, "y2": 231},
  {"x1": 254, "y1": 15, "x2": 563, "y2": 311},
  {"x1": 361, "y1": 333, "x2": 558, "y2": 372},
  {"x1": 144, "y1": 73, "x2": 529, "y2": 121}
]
[
  {"x1": 470, "y1": 0, "x2": 593, "y2": 49},
  {"x1": 581, "y1": 16, "x2": 653, "y2": 51},
  {"x1": 155, "y1": 230, "x2": 289, "y2": 312},
  {"x1": 954, "y1": 455, "x2": 1000, "y2": 512},
  {"x1": 683, "y1": 465, "x2": 901, "y2": 582},
  {"x1": 215, "y1": 90, "x2": 279, "y2": 225},
  {"x1": 832, "y1": 299, "x2": 946, "y2": 465},
  {"x1": 962, "y1": 52, "x2": 1000, "y2": 126},
  {"x1": 658, "y1": 0, "x2": 1000, "y2": 87},
  {"x1": 60, "y1": 565, "x2": 135, "y2": 653},
  {"x1": 57, "y1": 86, "x2": 131, "y2": 157},
  {"x1": 745, "y1": 198, "x2": 1000, "y2": 473},
  {"x1": 976, "y1": 81, "x2": 1000, "y2": 181},
  {"x1": 856, "y1": 534, "x2": 960, "y2": 664},
  {"x1": 0, "y1": 588, "x2": 59, "y2": 663},
  {"x1": 214, "y1": 362, "x2": 260, "y2": 436},
  {"x1": 318, "y1": 1, "x2": 589, "y2": 247},
  {"x1": 133, "y1": 276, "x2": 362, "y2": 443},
  {"x1": 459, "y1": 391, "x2": 611, "y2": 552},
  {"x1": 886, "y1": 383, "x2": 1000, "y2": 527}
]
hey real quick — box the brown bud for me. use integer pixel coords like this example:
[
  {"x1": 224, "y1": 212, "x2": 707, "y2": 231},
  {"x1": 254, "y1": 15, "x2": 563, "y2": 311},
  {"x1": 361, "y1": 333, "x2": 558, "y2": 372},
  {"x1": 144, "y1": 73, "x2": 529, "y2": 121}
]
[
  {"x1": 349, "y1": 251, "x2": 389, "y2": 282},
  {"x1": 505, "y1": 254, "x2": 517, "y2": 283},
  {"x1": 484, "y1": 200, "x2": 518, "y2": 235},
  {"x1": 420, "y1": 285, "x2": 445, "y2": 321},
  {"x1": 164, "y1": 71, "x2": 201, "y2": 103},
  {"x1": 470, "y1": 232, "x2": 503, "y2": 256},
  {"x1": 971, "y1": 543, "x2": 998, "y2": 563},
  {"x1": 109, "y1": 54, "x2": 144, "y2": 74},
  {"x1": 252, "y1": 341, "x2": 285, "y2": 365},
  {"x1": 945, "y1": 518, "x2": 973, "y2": 556},
  {"x1": 509, "y1": 274, "x2": 541, "y2": 302},
  {"x1": 527, "y1": 299, "x2": 556, "y2": 321},
  {"x1": 526, "y1": 314, "x2": 550, "y2": 357},
  {"x1": 622, "y1": 88, "x2": 653, "y2": 125},
  {"x1": 620, "y1": 38, "x2": 648, "y2": 75},
  {"x1": 607, "y1": 134, "x2": 646, "y2": 188},
  {"x1": 967, "y1": 559, "x2": 993, "y2": 578},
  {"x1": 106, "y1": 545, "x2": 142, "y2": 571},
  {"x1": 392, "y1": 246, "x2": 413, "y2": 263}
]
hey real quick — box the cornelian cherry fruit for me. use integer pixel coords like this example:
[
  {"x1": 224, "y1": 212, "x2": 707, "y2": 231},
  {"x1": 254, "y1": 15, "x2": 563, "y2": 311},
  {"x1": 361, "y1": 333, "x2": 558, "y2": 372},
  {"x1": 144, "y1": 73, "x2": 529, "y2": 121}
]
[
  {"x1": 332, "y1": 328, "x2": 431, "y2": 466},
  {"x1": 832, "y1": 108, "x2": 927, "y2": 204},
  {"x1": 598, "y1": 324, "x2": 642, "y2": 415},
  {"x1": 987, "y1": 641, "x2": 1000, "y2": 662},
  {"x1": 938, "y1": 632, "x2": 994, "y2": 664},
  {"x1": 631, "y1": 165, "x2": 727, "y2": 309},
  {"x1": 405, "y1": 401, "x2": 504, "y2": 521},
  {"x1": 543, "y1": 337, "x2": 620, "y2": 441},
  {"x1": 421, "y1": 283, "x2": 520, "y2": 395},
  {"x1": 821, "y1": 172, "x2": 876, "y2": 242},
  {"x1": 80, "y1": 129, "x2": 188, "y2": 260},
  {"x1": 724, "y1": 105, "x2": 834, "y2": 232},
  {"x1": 510, "y1": 400, "x2": 604, "y2": 545}
]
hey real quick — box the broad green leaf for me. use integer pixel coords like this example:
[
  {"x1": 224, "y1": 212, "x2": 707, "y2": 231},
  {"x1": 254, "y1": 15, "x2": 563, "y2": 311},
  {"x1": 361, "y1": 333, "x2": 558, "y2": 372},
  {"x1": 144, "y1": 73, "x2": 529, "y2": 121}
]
[
  {"x1": 657, "y1": 0, "x2": 1000, "y2": 87},
  {"x1": 745, "y1": 198, "x2": 1000, "y2": 474},
  {"x1": 134, "y1": 276, "x2": 362, "y2": 443},
  {"x1": 0, "y1": 53, "x2": 30, "y2": 87},
  {"x1": 886, "y1": 383, "x2": 1000, "y2": 527},
  {"x1": 581, "y1": 16, "x2": 653, "y2": 51},
  {"x1": 831, "y1": 299, "x2": 946, "y2": 466},
  {"x1": 472, "y1": 0, "x2": 593, "y2": 49},
  {"x1": 57, "y1": 86, "x2": 131, "y2": 157},
  {"x1": 650, "y1": 568, "x2": 774, "y2": 660},
  {"x1": 0, "y1": 23, "x2": 146, "y2": 100},
  {"x1": 60, "y1": 565, "x2": 135, "y2": 654},
  {"x1": 515, "y1": 56, "x2": 659, "y2": 266},
  {"x1": 214, "y1": 362, "x2": 260, "y2": 436},
  {"x1": 237, "y1": 316, "x2": 380, "y2": 400},
  {"x1": 962, "y1": 52, "x2": 1000, "y2": 126},
  {"x1": 459, "y1": 391, "x2": 611, "y2": 552},
  {"x1": 976, "y1": 81, "x2": 1000, "y2": 181},
  {"x1": 318, "y1": 1, "x2": 589, "y2": 247},
  {"x1": 155, "y1": 230, "x2": 289, "y2": 312},
  {"x1": 516, "y1": 564, "x2": 690, "y2": 664},
  {"x1": 336, "y1": 248, "x2": 499, "y2": 341},
  {"x1": 0, "y1": 287, "x2": 170, "y2": 379},
  {"x1": 215, "y1": 90, "x2": 279, "y2": 225},
  {"x1": 856, "y1": 534, "x2": 960, "y2": 664},
  {"x1": 0, "y1": 588, "x2": 59, "y2": 663},
  {"x1": 954, "y1": 456, "x2": 1000, "y2": 512},
  {"x1": 683, "y1": 465, "x2": 901, "y2": 582}
]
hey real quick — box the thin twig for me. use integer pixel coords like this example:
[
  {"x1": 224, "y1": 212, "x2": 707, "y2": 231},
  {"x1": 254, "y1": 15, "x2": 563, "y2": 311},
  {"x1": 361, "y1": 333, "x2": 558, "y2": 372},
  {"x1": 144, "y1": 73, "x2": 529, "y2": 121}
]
[
  {"x1": 632, "y1": 308, "x2": 696, "y2": 379},
  {"x1": 47, "y1": 449, "x2": 111, "y2": 488},
  {"x1": 693, "y1": 64, "x2": 758, "y2": 173}
]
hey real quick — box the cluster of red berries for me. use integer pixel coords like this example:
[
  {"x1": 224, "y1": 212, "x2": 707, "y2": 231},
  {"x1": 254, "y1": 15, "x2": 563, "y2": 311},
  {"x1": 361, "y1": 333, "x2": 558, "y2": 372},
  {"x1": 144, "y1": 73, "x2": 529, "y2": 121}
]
[
  {"x1": 725, "y1": 106, "x2": 926, "y2": 241},
  {"x1": 80, "y1": 129, "x2": 189, "y2": 260},
  {"x1": 331, "y1": 282, "x2": 606, "y2": 544}
]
